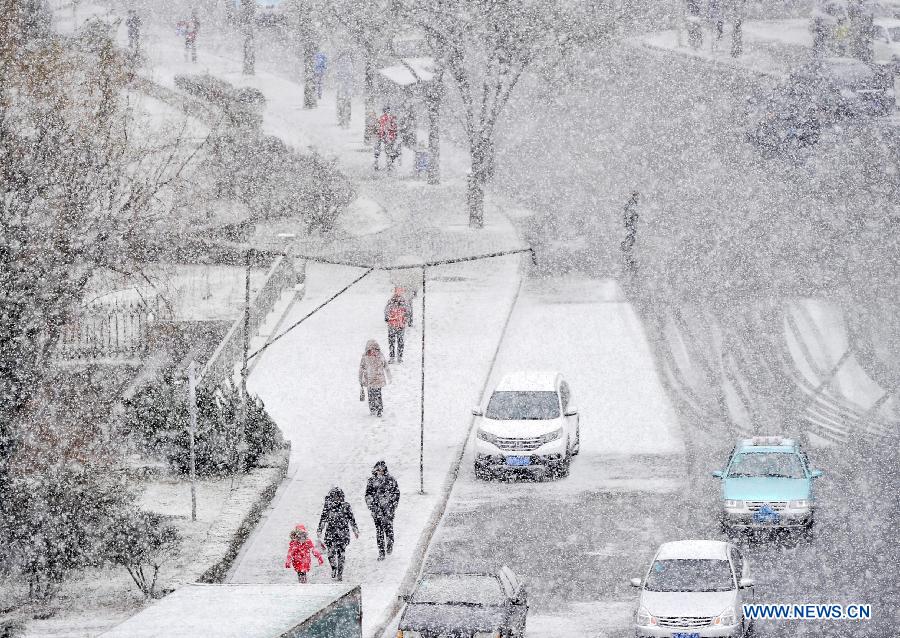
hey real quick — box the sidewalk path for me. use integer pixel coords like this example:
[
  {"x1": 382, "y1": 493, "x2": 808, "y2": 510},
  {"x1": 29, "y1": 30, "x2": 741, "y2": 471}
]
[{"x1": 228, "y1": 257, "x2": 522, "y2": 636}]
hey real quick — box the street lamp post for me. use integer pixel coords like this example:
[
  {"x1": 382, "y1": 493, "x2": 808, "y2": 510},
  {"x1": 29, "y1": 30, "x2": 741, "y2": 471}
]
[{"x1": 419, "y1": 266, "x2": 426, "y2": 495}]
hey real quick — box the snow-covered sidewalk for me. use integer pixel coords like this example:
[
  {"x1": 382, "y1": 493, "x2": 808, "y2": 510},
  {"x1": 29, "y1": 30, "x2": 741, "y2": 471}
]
[{"x1": 228, "y1": 257, "x2": 523, "y2": 636}]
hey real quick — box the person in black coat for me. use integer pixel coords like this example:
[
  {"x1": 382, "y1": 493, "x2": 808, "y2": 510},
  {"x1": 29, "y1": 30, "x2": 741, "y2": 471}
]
[
  {"x1": 364, "y1": 460, "x2": 400, "y2": 560},
  {"x1": 316, "y1": 487, "x2": 359, "y2": 581}
]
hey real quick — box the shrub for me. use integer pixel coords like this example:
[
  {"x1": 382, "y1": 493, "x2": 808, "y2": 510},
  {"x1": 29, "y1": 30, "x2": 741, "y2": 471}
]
[
  {"x1": 122, "y1": 371, "x2": 280, "y2": 476},
  {"x1": 105, "y1": 510, "x2": 181, "y2": 600},
  {"x1": 0, "y1": 467, "x2": 133, "y2": 606}
]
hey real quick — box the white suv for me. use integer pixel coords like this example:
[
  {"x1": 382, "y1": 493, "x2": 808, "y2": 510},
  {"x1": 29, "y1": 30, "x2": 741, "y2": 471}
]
[
  {"x1": 473, "y1": 371, "x2": 580, "y2": 479},
  {"x1": 630, "y1": 540, "x2": 755, "y2": 638}
]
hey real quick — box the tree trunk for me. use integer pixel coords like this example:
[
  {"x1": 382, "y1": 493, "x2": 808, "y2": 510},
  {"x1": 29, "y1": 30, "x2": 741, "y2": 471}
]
[
  {"x1": 467, "y1": 172, "x2": 485, "y2": 229},
  {"x1": 241, "y1": 1, "x2": 255, "y2": 75},
  {"x1": 303, "y1": 41, "x2": 317, "y2": 109},
  {"x1": 363, "y1": 56, "x2": 376, "y2": 145},
  {"x1": 426, "y1": 71, "x2": 443, "y2": 185}
]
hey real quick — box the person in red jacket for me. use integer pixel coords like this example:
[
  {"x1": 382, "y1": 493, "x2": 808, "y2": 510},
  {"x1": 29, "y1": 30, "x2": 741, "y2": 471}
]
[
  {"x1": 284, "y1": 524, "x2": 323, "y2": 583},
  {"x1": 373, "y1": 106, "x2": 399, "y2": 171}
]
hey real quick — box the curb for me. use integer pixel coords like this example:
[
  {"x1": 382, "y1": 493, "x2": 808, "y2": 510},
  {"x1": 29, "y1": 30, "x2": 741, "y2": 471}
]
[
  {"x1": 197, "y1": 444, "x2": 291, "y2": 584},
  {"x1": 630, "y1": 37, "x2": 785, "y2": 81},
  {"x1": 367, "y1": 260, "x2": 527, "y2": 638}
]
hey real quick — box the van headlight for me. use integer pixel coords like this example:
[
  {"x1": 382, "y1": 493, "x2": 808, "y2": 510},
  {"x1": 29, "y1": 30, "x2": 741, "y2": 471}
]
[
  {"x1": 477, "y1": 430, "x2": 499, "y2": 445},
  {"x1": 724, "y1": 499, "x2": 744, "y2": 509},
  {"x1": 790, "y1": 499, "x2": 810, "y2": 509},
  {"x1": 538, "y1": 427, "x2": 563, "y2": 444},
  {"x1": 714, "y1": 607, "x2": 737, "y2": 626}
]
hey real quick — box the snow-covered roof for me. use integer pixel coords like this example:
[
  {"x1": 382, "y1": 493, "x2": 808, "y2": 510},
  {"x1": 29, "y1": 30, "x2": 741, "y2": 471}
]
[
  {"x1": 656, "y1": 540, "x2": 729, "y2": 561},
  {"x1": 100, "y1": 584, "x2": 358, "y2": 638},
  {"x1": 378, "y1": 57, "x2": 435, "y2": 87},
  {"x1": 495, "y1": 371, "x2": 561, "y2": 392}
]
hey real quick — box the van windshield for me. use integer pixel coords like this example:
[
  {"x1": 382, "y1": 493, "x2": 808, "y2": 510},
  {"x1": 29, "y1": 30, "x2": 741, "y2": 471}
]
[{"x1": 485, "y1": 391, "x2": 560, "y2": 420}]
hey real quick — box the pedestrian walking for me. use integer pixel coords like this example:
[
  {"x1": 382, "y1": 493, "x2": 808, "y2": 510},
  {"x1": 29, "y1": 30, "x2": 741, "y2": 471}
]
[
  {"x1": 284, "y1": 524, "x2": 323, "y2": 583},
  {"x1": 373, "y1": 106, "x2": 399, "y2": 171},
  {"x1": 364, "y1": 461, "x2": 400, "y2": 561},
  {"x1": 316, "y1": 488, "x2": 359, "y2": 582},
  {"x1": 620, "y1": 191, "x2": 639, "y2": 273},
  {"x1": 708, "y1": 0, "x2": 725, "y2": 47},
  {"x1": 184, "y1": 9, "x2": 200, "y2": 63},
  {"x1": 313, "y1": 51, "x2": 328, "y2": 100},
  {"x1": 359, "y1": 340, "x2": 390, "y2": 417},
  {"x1": 126, "y1": 9, "x2": 142, "y2": 52},
  {"x1": 384, "y1": 287, "x2": 412, "y2": 363}
]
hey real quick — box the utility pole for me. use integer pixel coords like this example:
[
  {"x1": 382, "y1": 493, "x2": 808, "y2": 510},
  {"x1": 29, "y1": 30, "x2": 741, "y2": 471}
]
[
  {"x1": 238, "y1": 248, "x2": 252, "y2": 473},
  {"x1": 187, "y1": 361, "x2": 199, "y2": 522},
  {"x1": 419, "y1": 266, "x2": 426, "y2": 495}
]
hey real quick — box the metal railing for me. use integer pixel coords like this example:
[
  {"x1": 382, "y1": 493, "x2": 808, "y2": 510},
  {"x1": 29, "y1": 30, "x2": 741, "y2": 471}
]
[{"x1": 198, "y1": 255, "x2": 298, "y2": 391}]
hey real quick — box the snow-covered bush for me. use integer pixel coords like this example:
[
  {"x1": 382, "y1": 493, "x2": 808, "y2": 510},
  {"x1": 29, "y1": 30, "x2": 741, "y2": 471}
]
[
  {"x1": 204, "y1": 131, "x2": 354, "y2": 232},
  {"x1": 122, "y1": 372, "x2": 281, "y2": 476},
  {"x1": 104, "y1": 510, "x2": 181, "y2": 600},
  {"x1": 0, "y1": 468, "x2": 132, "y2": 608}
]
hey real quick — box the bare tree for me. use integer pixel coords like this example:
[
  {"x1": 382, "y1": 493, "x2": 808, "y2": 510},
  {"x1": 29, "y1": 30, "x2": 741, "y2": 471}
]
[
  {"x1": 412, "y1": 0, "x2": 603, "y2": 227},
  {"x1": 0, "y1": 16, "x2": 199, "y2": 485}
]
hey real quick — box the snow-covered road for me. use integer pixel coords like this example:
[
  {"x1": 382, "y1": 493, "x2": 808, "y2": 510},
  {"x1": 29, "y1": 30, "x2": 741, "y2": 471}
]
[{"x1": 409, "y1": 277, "x2": 687, "y2": 637}]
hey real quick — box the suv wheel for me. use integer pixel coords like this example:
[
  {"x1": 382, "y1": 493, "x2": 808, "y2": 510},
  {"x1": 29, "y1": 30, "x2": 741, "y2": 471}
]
[
  {"x1": 572, "y1": 426, "x2": 581, "y2": 456},
  {"x1": 475, "y1": 465, "x2": 491, "y2": 481},
  {"x1": 553, "y1": 442, "x2": 571, "y2": 479}
]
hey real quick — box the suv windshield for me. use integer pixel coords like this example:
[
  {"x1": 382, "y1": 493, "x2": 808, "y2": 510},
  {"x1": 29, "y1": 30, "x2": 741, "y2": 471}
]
[
  {"x1": 485, "y1": 391, "x2": 560, "y2": 420},
  {"x1": 644, "y1": 559, "x2": 735, "y2": 592},
  {"x1": 728, "y1": 452, "x2": 806, "y2": 479},
  {"x1": 411, "y1": 575, "x2": 505, "y2": 606}
]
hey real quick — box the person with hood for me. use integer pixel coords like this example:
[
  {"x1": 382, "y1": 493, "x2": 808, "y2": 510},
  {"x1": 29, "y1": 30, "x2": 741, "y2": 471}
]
[
  {"x1": 364, "y1": 461, "x2": 400, "y2": 560},
  {"x1": 373, "y1": 106, "x2": 399, "y2": 171},
  {"x1": 284, "y1": 524, "x2": 323, "y2": 583},
  {"x1": 384, "y1": 288, "x2": 412, "y2": 363},
  {"x1": 316, "y1": 487, "x2": 358, "y2": 581},
  {"x1": 184, "y1": 9, "x2": 199, "y2": 62},
  {"x1": 359, "y1": 340, "x2": 390, "y2": 417},
  {"x1": 126, "y1": 9, "x2": 142, "y2": 51}
]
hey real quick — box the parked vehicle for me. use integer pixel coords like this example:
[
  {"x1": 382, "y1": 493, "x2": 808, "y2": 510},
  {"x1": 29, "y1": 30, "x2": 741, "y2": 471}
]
[
  {"x1": 473, "y1": 371, "x2": 580, "y2": 479},
  {"x1": 397, "y1": 566, "x2": 528, "y2": 638},
  {"x1": 712, "y1": 436, "x2": 824, "y2": 535},
  {"x1": 873, "y1": 18, "x2": 900, "y2": 68},
  {"x1": 630, "y1": 540, "x2": 755, "y2": 638},
  {"x1": 746, "y1": 57, "x2": 895, "y2": 157}
]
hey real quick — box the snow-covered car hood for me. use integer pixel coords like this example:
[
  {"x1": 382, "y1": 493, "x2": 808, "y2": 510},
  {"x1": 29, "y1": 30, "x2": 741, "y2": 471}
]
[
  {"x1": 640, "y1": 589, "x2": 737, "y2": 618},
  {"x1": 477, "y1": 417, "x2": 564, "y2": 438},
  {"x1": 723, "y1": 477, "x2": 810, "y2": 501},
  {"x1": 399, "y1": 603, "x2": 506, "y2": 633}
]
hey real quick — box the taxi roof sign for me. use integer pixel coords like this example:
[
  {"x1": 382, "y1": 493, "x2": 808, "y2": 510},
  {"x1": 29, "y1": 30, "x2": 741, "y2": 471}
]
[{"x1": 742, "y1": 436, "x2": 795, "y2": 448}]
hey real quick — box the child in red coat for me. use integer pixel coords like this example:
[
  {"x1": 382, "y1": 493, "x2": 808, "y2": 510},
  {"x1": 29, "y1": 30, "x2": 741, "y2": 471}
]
[{"x1": 284, "y1": 524, "x2": 323, "y2": 583}]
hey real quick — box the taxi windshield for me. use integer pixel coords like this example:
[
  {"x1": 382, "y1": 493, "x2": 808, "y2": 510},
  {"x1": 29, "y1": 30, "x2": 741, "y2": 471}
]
[{"x1": 728, "y1": 452, "x2": 805, "y2": 479}]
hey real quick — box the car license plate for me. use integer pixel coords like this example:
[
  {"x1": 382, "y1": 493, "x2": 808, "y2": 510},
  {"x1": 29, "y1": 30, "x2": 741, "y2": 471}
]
[
  {"x1": 672, "y1": 633, "x2": 700, "y2": 638},
  {"x1": 506, "y1": 456, "x2": 531, "y2": 466},
  {"x1": 752, "y1": 511, "x2": 781, "y2": 525}
]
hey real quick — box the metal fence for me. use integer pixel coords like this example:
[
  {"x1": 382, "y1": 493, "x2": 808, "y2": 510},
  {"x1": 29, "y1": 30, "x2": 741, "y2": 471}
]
[
  {"x1": 55, "y1": 299, "x2": 170, "y2": 360},
  {"x1": 198, "y1": 255, "x2": 298, "y2": 391}
]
